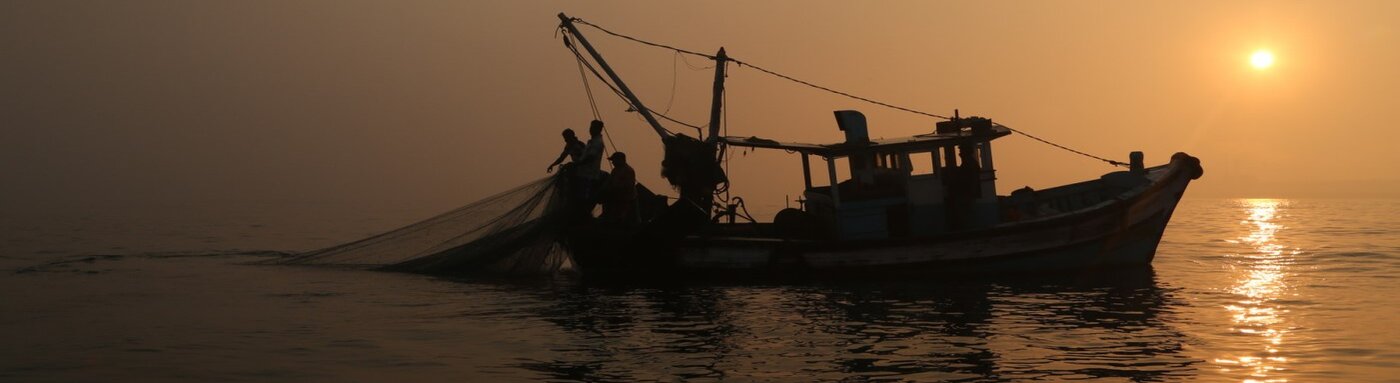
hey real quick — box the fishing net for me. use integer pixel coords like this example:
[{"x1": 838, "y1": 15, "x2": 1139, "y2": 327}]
[{"x1": 276, "y1": 176, "x2": 574, "y2": 275}]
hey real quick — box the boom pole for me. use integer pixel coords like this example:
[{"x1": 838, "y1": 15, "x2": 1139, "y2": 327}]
[{"x1": 558, "y1": 13, "x2": 671, "y2": 141}]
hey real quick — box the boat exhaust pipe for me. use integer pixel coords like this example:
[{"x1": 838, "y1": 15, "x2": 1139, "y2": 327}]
[{"x1": 834, "y1": 110, "x2": 869, "y2": 144}]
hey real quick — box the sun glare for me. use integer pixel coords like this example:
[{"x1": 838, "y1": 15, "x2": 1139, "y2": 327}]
[{"x1": 1250, "y1": 50, "x2": 1275, "y2": 70}]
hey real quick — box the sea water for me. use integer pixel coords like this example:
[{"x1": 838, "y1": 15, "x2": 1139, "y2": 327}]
[{"x1": 2, "y1": 198, "x2": 1398, "y2": 382}]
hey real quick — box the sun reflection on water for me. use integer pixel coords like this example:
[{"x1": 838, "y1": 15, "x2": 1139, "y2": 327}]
[{"x1": 1216, "y1": 199, "x2": 1297, "y2": 382}]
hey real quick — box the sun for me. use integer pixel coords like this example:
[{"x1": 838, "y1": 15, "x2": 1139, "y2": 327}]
[{"x1": 1250, "y1": 49, "x2": 1275, "y2": 70}]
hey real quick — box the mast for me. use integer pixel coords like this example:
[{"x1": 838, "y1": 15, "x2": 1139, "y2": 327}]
[
  {"x1": 558, "y1": 13, "x2": 726, "y2": 225},
  {"x1": 706, "y1": 48, "x2": 727, "y2": 142},
  {"x1": 557, "y1": 13, "x2": 671, "y2": 141}
]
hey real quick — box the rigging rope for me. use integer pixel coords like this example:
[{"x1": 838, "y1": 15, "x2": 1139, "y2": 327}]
[
  {"x1": 651, "y1": 108, "x2": 705, "y2": 136},
  {"x1": 563, "y1": 31, "x2": 702, "y2": 137},
  {"x1": 568, "y1": 17, "x2": 1128, "y2": 168},
  {"x1": 679, "y1": 52, "x2": 715, "y2": 71},
  {"x1": 572, "y1": 18, "x2": 716, "y2": 60},
  {"x1": 567, "y1": 37, "x2": 616, "y2": 152},
  {"x1": 730, "y1": 59, "x2": 1126, "y2": 167},
  {"x1": 662, "y1": 51, "x2": 680, "y2": 114},
  {"x1": 728, "y1": 59, "x2": 950, "y2": 120},
  {"x1": 575, "y1": 57, "x2": 601, "y2": 121}
]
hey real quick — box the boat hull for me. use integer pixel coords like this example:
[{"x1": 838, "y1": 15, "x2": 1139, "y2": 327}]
[{"x1": 568, "y1": 153, "x2": 1201, "y2": 278}]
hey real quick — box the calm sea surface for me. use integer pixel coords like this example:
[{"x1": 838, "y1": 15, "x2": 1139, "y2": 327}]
[{"x1": 2, "y1": 198, "x2": 1398, "y2": 382}]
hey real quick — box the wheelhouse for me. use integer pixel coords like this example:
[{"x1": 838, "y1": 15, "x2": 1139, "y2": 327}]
[{"x1": 722, "y1": 110, "x2": 1011, "y2": 240}]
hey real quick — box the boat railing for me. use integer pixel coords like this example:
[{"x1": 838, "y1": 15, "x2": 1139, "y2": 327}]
[{"x1": 1013, "y1": 170, "x2": 1149, "y2": 218}]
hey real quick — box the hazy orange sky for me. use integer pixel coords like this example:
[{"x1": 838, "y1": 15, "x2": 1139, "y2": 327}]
[{"x1": 3, "y1": 1, "x2": 1398, "y2": 222}]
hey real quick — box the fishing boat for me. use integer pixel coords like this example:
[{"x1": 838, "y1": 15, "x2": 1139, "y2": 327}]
[
  {"x1": 553, "y1": 14, "x2": 1204, "y2": 277},
  {"x1": 281, "y1": 13, "x2": 1203, "y2": 278}
]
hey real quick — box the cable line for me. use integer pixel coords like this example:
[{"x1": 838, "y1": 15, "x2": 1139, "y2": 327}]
[
  {"x1": 727, "y1": 59, "x2": 1125, "y2": 166},
  {"x1": 568, "y1": 17, "x2": 1126, "y2": 167},
  {"x1": 564, "y1": 31, "x2": 704, "y2": 137},
  {"x1": 572, "y1": 18, "x2": 715, "y2": 60},
  {"x1": 566, "y1": 36, "x2": 617, "y2": 151},
  {"x1": 574, "y1": 56, "x2": 601, "y2": 120}
]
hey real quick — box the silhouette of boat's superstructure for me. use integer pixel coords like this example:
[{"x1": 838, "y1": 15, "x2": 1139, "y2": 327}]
[{"x1": 552, "y1": 13, "x2": 1204, "y2": 277}]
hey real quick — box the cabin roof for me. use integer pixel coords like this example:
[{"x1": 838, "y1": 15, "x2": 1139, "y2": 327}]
[{"x1": 720, "y1": 125, "x2": 1012, "y2": 158}]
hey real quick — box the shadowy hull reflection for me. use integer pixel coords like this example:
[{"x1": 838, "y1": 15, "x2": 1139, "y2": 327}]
[{"x1": 472, "y1": 266, "x2": 1198, "y2": 382}]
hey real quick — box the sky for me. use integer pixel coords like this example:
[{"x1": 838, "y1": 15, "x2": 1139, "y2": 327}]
[{"x1": 3, "y1": 1, "x2": 1398, "y2": 223}]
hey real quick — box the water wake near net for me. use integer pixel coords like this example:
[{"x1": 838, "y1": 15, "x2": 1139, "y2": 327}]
[{"x1": 276, "y1": 176, "x2": 573, "y2": 275}]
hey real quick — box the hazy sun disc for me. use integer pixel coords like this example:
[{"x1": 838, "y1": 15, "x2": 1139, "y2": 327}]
[{"x1": 1251, "y1": 50, "x2": 1275, "y2": 69}]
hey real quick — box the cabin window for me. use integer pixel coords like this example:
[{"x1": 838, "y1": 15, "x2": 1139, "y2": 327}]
[
  {"x1": 946, "y1": 144, "x2": 986, "y2": 170},
  {"x1": 803, "y1": 156, "x2": 854, "y2": 189},
  {"x1": 960, "y1": 145, "x2": 981, "y2": 168},
  {"x1": 908, "y1": 152, "x2": 936, "y2": 175},
  {"x1": 870, "y1": 152, "x2": 915, "y2": 172},
  {"x1": 833, "y1": 157, "x2": 853, "y2": 181}
]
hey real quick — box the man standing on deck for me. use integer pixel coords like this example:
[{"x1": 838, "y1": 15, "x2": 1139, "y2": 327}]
[
  {"x1": 575, "y1": 120, "x2": 607, "y2": 203},
  {"x1": 601, "y1": 152, "x2": 638, "y2": 226},
  {"x1": 944, "y1": 144, "x2": 982, "y2": 231}
]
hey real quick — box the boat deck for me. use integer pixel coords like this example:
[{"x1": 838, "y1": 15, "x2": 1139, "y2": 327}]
[{"x1": 694, "y1": 163, "x2": 1172, "y2": 244}]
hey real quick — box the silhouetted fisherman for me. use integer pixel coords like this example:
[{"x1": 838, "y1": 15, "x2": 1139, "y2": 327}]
[
  {"x1": 547, "y1": 123, "x2": 602, "y2": 222},
  {"x1": 600, "y1": 151, "x2": 638, "y2": 226},
  {"x1": 945, "y1": 143, "x2": 982, "y2": 230},
  {"x1": 575, "y1": 120, "x2": 606, "y2": 202},
  {"x1": 956, "y1": 143, "x2": 982, "y2": 199},
  {"x1": 546, "y1": 128, "x2": 585, "y2": 174}
]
